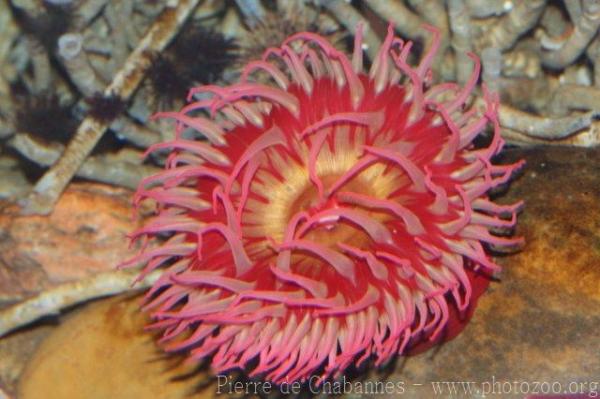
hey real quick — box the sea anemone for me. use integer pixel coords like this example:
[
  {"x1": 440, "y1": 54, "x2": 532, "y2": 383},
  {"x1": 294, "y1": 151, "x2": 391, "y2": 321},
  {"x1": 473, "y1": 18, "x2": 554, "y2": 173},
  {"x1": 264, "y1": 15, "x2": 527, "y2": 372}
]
[{"x1": 123, "y1": 24, "x2": 524, "y2": 384}]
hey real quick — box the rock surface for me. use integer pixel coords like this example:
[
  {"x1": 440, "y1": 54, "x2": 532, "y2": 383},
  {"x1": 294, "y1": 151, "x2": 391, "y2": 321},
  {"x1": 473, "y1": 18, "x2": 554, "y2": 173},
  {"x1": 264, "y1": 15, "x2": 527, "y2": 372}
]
[
  {"x1": 0, "y1": 183, "x2": 138, "y2": 303},
  {"x1": 18, "y1": 295, "x2": 215, "y2": 399},
  {"x1": 0, "y1": 325, "x2": 52, "y2": 398},
  {"x1": 0, "y1": 182, "x2": 142, "y2": 397},
  {"x1": 377, "y1": 145, "x2": 600, "y2": 398}
]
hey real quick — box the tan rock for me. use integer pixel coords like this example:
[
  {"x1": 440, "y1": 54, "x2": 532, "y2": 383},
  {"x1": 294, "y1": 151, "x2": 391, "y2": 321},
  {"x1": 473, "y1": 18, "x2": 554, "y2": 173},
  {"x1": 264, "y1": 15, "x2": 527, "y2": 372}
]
[
  {"x1": 0, "y1": 183, "x2": 138, "y2": 290},
  {"x1": 0, "y1": 325, "x2": 52, "y2": 398},
  {"x1": 0, "y1": 227, "x2": 49, "y2": 304},
  {"x1": 18, "y1": 295, "x2": 217, "y2": 399}
]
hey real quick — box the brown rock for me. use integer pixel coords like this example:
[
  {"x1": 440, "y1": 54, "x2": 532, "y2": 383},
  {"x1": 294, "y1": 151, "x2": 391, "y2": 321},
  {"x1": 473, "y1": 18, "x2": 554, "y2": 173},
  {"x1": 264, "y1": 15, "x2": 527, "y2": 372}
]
[
  {"x1": 0, "y1": 183, "x2": 137, "y2": 291},
  {"x1": 18, "y1": 295, "x2": 217, "y2": 399},
  {"x1": 375, "y1": 146, "x2": 600, "y2": 398},
  {"x1": 0, "y1": 226, "x2": 49, "y2": 304},
  {"x1": 0, "y1": 183, "x2": 144, "y2": 394},
  {"x1": 0, "y1": 325, "x2": 53, "y2": 398}
]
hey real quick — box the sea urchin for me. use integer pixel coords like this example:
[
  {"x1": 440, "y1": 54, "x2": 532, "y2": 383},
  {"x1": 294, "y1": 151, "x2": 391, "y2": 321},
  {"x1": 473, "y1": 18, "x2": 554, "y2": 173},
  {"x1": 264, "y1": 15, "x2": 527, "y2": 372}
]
[{"x1": 123, "y1": 24, "x2": 524, "y2": 384}]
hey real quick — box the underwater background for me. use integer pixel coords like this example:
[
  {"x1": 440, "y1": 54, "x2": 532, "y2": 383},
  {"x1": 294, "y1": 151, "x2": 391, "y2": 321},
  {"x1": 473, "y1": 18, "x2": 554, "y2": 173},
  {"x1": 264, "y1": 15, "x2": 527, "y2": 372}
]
[{"x1": 0, "y1": 1, "x2": 599, "y2": 398}]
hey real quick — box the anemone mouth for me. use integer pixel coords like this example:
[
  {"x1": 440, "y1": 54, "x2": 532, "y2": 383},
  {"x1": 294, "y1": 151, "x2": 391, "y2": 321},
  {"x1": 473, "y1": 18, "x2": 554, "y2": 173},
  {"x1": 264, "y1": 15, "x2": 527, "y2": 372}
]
[
  {"x1": 285, "y1": 173, "x2": 382, "y2": 246},
  {"x1": 123, "y1": 24, "x2": 524, "y2": 384},
  {"x1": 244, "y1": 116, "x2": 405, "y2": 253}
]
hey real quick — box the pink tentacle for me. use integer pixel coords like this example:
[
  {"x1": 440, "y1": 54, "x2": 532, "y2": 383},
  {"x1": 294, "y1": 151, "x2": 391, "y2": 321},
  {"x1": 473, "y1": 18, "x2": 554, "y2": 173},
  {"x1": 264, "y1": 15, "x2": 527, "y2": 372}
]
[
  {"x1": 391, "y1": 42, "x2": 425, "y2": 123},
  {"x1": 172, "y1": 271, "x2": 255, "y2": 292},
  {"x1": 226, "y1": 126, "x2": 286, "y2": 196},
  {"x1": 301, "y1": 46, "x2": 324, "y2": 78},
  {"x1": 424, "y1": 166, "x2": 449, "y2": 215},
  {"x1": 417, "y1": 25, "x2": 441, "y2": 80},
  {"x1": 236, "y1": 155, "x2": 262, "y2": 225},
  {"x1": 300, "y1": 111, "x2": 381, "y2": 139},
  {"x1": 151, "y1": 112, "x2": 226, "y2": 146},
  {"x1": 275, "y1": 210, "x2": 309, "y2": 272},
  {"x1": 327, "y1": 154, "x2": 377, "y2": 196},
  {"x1": 415, "y1": 237, "x2": 442, "y2": 259},
  {"x1": 214, "y1": 84, "x2": 299, "y2": 117},
  {"x1": 297, "y1": 207, "x2": 394, "y2": 245},
  {"x1": 338, "y1": 242, "x2": 389, "y2": 280},
  {"x1": 337, "y1": 191, "x2": 426, "y2": 235},
  {"x1": 241, "y1": 60, "x2": 290, "y2": 89},
  {"x1": 443, "y1": 239, "x2": 501, "y2": 272},
  {"x1": 460, "y1": 225, "x2": 525, "y2": 247},
  {"x1": 281, "y1": 45, "x2": 314, "y2": 94},
  {"x1": 472, "y1": 198, "x2": 524, "y2": 216},
  {"x1": 307, "y1": 129, "x2": 328, "y2": 201},
  {"x1": 471, "y1": 211, "x2": 517, "y2": 228},
  {"x1": 135, "y1": 187, "x2": 211, "y2": 212},
  {"x1": 140, "y1": 165, "x2": 230, "y2": 190},
  {"x1": 269, "y1": 264, "x2": 328, "y2": 298},
  {"x1": 438, "y1": 186, "x2": 472, "y2": 235},
  {"x1": 370, "y1": 24, "x2": 395, "y2": 93},
  {"x1": 197, "y1": 223, "x2": 253, "y2": 276},
  {"x1": 160, "y1": 296, "x2": 235, "y2": 319},
  {"x1": 352, "y1": 21, "x2": 365, "y2": 72},
  {"x1": 445, "y1": 53, "x2": 481, "y2": 115},
  {"x1": 233, "y1": 289, "x2": 344, "y2": 308},
  {"x1": 279, "y1": 239, "x2": 356, "y2": 285},
  {"x1": 201, "y1": 304, "x2": 286, "y2": 324},
  {"x1": 144, "y1": 140, "x2": 230, "y2": 167},
  {"x1": 164, "y1": 324, "x2": 218, "y2": 352},
  {"x1": 186, "y1": 84, "x2": 228, "y2": 102},
  {"x1": 212, "y1": 186, "x2": 241, "y2": 237},
  {"x1": 130, "y1": 215, "x2": 202, "y2": 238},
  {"x1": 364, "y1": 145, "x2": 426, "y2": 192},
  {"x1": 315, "y1": 285, "x2": 379, "y2": 316},
  {"x1": 375, "y1": 251, "x2": 415, "y2": 278}
]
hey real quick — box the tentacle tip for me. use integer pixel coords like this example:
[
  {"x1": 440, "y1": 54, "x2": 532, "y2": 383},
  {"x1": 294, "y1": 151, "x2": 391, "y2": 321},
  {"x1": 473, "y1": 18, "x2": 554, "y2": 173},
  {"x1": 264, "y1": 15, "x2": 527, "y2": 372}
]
[
  {"x1": 148, "y1": 113, "x2": 161, "y2": 122},
  {"x1": 186, "y1": 90, "x2": 197, "y2": 102},
  {"x1": 466, "y1": 51, "x2": 480, "y2": 62},
  {"x1": 421, "y1": 24, "x2": 440, "y2": 36}
]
